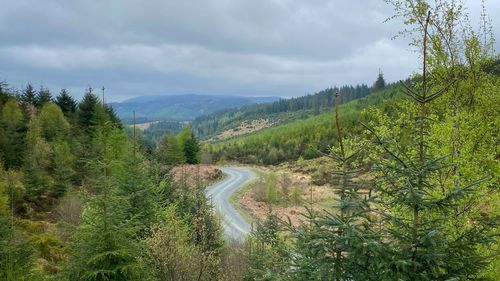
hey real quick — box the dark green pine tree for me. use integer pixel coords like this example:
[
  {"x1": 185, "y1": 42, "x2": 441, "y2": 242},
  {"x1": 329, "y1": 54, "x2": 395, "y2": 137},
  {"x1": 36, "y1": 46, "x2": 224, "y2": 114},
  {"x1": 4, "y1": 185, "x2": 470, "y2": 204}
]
[
  {"x1": 55, "y1": 89, "x2": 77, "y2": 117},
  {"x1": 19, "y1": 83, "x2": 36, "y2": 107},
  {"x1": 0, "y1": 81, "x2": 11, "y2": 106},
  {"x1": 0, "y1": 99, "x2": 26, "y2": 169},
  {"x1": 19, "y1": 84, "x2": 36, "y2": 120},
  {"x1": 372, "y1": 70, "x2": 386, "y2": 92},
  {"x1": 104, "y1": 104, "x2": 122, "y2": 128},
  {"x1": 183, "y1": 132, "x2": 200, "y2": 164},
  {"x1": 34, "y1": 86, "x2": 52, "y2": 108},
  {"x1": 76, "y1": 88, "x2": 99, "y2": 132}
]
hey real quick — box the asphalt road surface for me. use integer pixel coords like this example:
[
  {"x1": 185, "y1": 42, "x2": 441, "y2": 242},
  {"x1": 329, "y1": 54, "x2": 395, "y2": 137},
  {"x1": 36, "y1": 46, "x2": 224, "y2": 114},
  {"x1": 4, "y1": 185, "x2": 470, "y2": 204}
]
[{"x1": 205, "y1": 167, "x2": 256, "y2": 242}]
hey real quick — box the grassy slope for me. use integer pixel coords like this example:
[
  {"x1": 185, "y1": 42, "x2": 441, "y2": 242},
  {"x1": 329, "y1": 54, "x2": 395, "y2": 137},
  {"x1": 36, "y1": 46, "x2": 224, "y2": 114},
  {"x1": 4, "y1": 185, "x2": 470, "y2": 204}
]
[
  {"x1": 206, "y1": 84, "x2": 404, "y2": 164},
  {"x1": 194, "y1": 86, "x2": 372, "y2": 140},
  {"x1": 204, "y1": 108, "x2": 331, "y2": 140}
]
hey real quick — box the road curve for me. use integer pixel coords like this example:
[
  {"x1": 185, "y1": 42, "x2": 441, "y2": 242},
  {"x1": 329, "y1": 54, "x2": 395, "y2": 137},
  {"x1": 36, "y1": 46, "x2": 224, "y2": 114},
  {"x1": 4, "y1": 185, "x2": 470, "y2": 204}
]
[{"x1": 205, "y1": 167, "x2": 256, "y2": 242}]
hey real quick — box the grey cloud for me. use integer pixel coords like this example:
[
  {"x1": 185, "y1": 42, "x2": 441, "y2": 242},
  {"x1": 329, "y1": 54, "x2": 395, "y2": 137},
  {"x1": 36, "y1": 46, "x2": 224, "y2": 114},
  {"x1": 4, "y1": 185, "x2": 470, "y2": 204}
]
[{"x1": 0, "y1": 0, "x2": 497, "y2": 101}]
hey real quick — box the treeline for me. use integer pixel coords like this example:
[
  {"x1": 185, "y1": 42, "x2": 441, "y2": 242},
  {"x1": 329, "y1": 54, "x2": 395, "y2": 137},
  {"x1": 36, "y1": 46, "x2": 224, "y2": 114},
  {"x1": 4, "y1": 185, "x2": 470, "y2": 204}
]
[
  {"x1": 192, "y1": 82, "x2": 374, "y2": 138},
  {"x1": 0, "y1": 82, "x2": 228, "y2": 280},
  {"x1": 0, "y1": 83, "x2": 121, "y2": 204}
]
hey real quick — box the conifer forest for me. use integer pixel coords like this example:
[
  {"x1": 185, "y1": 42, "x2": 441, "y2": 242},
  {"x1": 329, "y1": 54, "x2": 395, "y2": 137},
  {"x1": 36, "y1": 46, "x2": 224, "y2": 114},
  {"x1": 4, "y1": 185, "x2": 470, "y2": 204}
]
[{"x1": 0, "y1": 0, "x2": 498, "y2": 280}]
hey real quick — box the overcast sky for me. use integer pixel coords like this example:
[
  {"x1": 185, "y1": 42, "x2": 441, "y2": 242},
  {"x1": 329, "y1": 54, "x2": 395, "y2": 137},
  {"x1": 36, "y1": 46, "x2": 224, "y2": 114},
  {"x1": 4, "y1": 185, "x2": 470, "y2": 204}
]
[{"x1": 0, "y1": 0, "x2": 498, "y2": 102}]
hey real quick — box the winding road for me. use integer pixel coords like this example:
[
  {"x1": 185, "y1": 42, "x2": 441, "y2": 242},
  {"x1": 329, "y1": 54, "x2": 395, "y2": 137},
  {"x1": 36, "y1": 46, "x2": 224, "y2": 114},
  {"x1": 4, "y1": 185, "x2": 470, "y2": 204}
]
[{"x1": 205, "y1": 167, "x2": 256, "y2": 242}]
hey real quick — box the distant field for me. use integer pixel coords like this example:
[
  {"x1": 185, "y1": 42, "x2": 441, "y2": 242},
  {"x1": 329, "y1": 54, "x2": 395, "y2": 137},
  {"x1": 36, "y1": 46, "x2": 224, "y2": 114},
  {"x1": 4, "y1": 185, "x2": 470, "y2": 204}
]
[{"x1": 131, "y1": 121, "x2": 160, "y2": 130}]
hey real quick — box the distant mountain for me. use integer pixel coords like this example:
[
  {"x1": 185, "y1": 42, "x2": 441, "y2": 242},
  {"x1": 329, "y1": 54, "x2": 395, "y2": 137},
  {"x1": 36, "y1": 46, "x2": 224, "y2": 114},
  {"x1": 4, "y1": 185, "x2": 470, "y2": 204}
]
[{"x1": 109, "y1": 94, "x2": 280, "y2": 124}]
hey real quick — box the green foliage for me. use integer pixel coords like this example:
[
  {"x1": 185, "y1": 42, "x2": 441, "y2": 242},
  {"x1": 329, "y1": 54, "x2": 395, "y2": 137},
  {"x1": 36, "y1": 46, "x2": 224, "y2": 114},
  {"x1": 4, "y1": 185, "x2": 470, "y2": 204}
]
[
  {"x1": 35, "y1": 86, "x2": 52, "y2": 109},
  {"x1": 0, "y1": 168, "x2": 25, "y2": 215},
  {"x1": 372, "y1": 70, "x2": 386, "y2": 92},
  {"x1": 365, "y1": 1, "x2": 498, "y2": 279},
  {"x1": 244, "y1": 2, "x2": 498, "y2": 280},
  {"x1": 206, "y1": 84, "x2": 404, "y2": 165},
  {"x1": 104, "y1": 104, "x2": 122, "y2": 129},
  {"x1": 20, "y1": 84, "x2": 36, "y2": 108},
  {"x1": 0, "y1": 1, "x2": 497, "y2": 278},
  {"x1": 193, "y1": 84, "x2": 372, "y2": 139},
  {"x1": 0, "y1": 218, "x2": 36, "y2": 281},
  {"x1": 244, "y1": 214, "x2": 291, "y2": 280},
  {"x1": 0, "y1": 81, "x2": 11, "y2": 106},
  {"x1": 76, "y1": 89, "x2": 100, "y2": 133},
  {"x1": 22, "y1": 105, "x2": 74, "y2": 201},
  {"x1": 0, "y1": 81, "x2": 159, "y2": 280},
  {"x1": 55, "y1": 89, "x2": 77, "y2": 117},
  {"x1": 256, "y1": 94, "x2": 386, "y2": 281},
  {"x1": 146, "y1": 205, "x2": 222, "y2": 281},
  {"x1": 39, "y1": 102, "x2": 70, "y2": 142},
  {"x1": 51, "y1": 140, "x2": 75, "y2": 198},
  {"x1": 65, "y1": 196, "x2": 146, "y2": 281},
  {"x1": 155, "y1": 134, "x2": 186, "y2": 166},
  {"x1": 65, "y1": 129, "x2": 149, "y2": 281},
  {"x1": 140, "y1": 120, "x2": 184, "y2": 149},
  {"x1": 0, "y1": 99, "x2": 26, "y2": 169},
  {"x1": 146, "y1": 206, "x2": 199, "y2": 281},
  {"x1": 183, "y1": 136, "x2": 200, "y2": 164},
  {"x1": 265, "y1": 172, "x2": 278, "y2": 204},
  {"x1": 178, "y1": 125, "x2": 201, "y2": 164},
  {"x1": 110, "y1": 130, "x2": 156, "y2": 235},
  {"x1": 0, "y1": 166, "x2": 36, "y2": 281},
  {"x1": 290, "y1": 187, "x2": 302, "y2": 205},
  {"x1": 22, "y1": 115, "x2": 53, "y2": 201}
]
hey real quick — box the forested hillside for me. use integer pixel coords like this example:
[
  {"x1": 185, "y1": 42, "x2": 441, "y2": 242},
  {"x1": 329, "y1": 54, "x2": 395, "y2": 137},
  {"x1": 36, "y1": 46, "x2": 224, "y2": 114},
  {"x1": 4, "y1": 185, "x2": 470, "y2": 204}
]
[
  {"x1": 192, "y1": 82, "x2": 374, "y2": 139},
  {"x1": 111, "y1": 94, "x2": 280, "y2": 124},
  {"x1": 0, "y1": 0, "x2": 498, "y2": 280},
  {"x1": 204, "y1": 82, "x2": 403, "y2": 164}
]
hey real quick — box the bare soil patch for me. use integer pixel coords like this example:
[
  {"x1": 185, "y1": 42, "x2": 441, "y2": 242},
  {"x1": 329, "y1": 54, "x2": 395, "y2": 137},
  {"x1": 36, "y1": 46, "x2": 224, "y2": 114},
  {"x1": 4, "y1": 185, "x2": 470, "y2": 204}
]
[
  {"x1": 170, "y1": 164, "x2": 223, "y2": 187},
  {"x1": 237, "y1": 158, "x2": 342, "y2": 227},
  {"x1": 211, "y1": 119, "x2": 273, "y2": 141}
]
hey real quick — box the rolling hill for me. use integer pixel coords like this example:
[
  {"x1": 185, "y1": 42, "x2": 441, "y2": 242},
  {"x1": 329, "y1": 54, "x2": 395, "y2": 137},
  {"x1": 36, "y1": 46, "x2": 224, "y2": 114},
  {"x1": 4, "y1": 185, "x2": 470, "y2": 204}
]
[
  {"x1": 192, "y1": 84, "x2": 373, "y2": 139},
  {"x1": 110, "y1": 94, "x2": 280, "y2": 124},
  {"x1": 203, "y1": 83, "x2": 404, "y2": 164}
]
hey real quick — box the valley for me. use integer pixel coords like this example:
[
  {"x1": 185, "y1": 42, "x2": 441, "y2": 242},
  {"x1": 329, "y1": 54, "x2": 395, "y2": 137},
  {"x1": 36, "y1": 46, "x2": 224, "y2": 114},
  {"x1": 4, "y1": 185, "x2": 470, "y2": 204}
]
[{"x1": 0, "y1": 1, "x2": 499, "y2": 280}]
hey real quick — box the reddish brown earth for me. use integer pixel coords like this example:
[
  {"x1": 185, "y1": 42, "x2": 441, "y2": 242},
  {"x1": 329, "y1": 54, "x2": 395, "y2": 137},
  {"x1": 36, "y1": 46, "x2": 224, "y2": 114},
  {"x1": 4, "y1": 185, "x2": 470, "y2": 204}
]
[
  {"x1": 239, "y1": 191, "x2": 307, "y2": 226},
  {"x1": 238, "y1": 162, "x2": 338, "y2": 227},
  {"x1": 170, "y1": 164, "x2": 223, "y2": 187}
]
